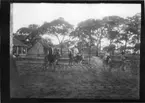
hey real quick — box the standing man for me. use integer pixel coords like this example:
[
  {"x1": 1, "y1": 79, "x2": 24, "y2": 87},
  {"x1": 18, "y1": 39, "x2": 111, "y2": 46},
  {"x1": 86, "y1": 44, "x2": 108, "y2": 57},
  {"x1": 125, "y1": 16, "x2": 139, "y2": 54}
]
[
  {"x1": 121, "y1": 51, "x2": 126, "y2": 71},
  {"x1": 104, "y1": 52, "x2": 111, "y2": 64},
  {"x1": 96, "y1": 49, "x2": 99, "y2": 57},
  {"x1": 55, "y1": 48, "x2": 61, "y2": 65},
  {"x1": 73, "y1": 46, "x2": 79, "y2": 57},
  {"x1": 68, "y1": 48, "x2": 73, "y2": 65}
]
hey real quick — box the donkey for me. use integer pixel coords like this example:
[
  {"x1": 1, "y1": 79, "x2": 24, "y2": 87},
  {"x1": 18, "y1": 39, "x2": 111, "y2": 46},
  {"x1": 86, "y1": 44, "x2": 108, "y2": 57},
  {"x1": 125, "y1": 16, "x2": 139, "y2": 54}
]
[{"x1": 43, "y1": 47, "x2": 60, "y2": 71}]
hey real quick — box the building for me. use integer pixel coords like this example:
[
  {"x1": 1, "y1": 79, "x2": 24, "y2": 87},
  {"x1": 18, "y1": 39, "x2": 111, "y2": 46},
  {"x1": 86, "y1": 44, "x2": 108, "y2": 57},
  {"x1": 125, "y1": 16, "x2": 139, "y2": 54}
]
[
  {"x1": 13, "y1": 37, "x2": 28, "y2": 57},
  {"x1": 27, "y1": 41, "x2": 45, "y2": 57}
]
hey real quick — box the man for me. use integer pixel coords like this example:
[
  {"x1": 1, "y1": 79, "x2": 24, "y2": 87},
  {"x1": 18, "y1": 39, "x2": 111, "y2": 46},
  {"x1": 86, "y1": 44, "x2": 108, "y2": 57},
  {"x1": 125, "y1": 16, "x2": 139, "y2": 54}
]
[
  {"x1": 76, "y1": 52, "x2": 84, "y2": 64},
  {"x1": 121, "y1": 51, "x2": 126, "y2": 71},
  {"x1": 103, "y1": 52, "x2": 112, "y2": 70},
  {"x1": 55, "y1": 48, "x2": 61, "y2": 65},
  {"x1": 68, "y1": 49, "x2": 73, "y2": 65},
  {"x1": 73, "y1": 46, "x2": 79, "y2": 57},
  {"x1": 105, "y1": 52, "x2": 111, "y2": 64},
  {"x1": 96, "y1": 50, "x2": 99, "y2": 57}
]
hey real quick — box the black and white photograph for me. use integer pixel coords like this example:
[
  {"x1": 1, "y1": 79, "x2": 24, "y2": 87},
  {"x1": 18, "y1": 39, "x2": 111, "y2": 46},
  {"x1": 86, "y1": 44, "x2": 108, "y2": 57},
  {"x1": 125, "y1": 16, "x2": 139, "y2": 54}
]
[{"x1": 10, "y1": 3, "x2": 141, "y2": 99}]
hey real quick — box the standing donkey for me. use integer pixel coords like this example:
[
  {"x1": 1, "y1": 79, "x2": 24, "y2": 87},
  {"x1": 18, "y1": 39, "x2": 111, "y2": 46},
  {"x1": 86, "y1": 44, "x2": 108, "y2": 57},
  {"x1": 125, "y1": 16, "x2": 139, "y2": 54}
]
[{"x1": 43, "y1": 47, "x2": 60, "y2": 71}]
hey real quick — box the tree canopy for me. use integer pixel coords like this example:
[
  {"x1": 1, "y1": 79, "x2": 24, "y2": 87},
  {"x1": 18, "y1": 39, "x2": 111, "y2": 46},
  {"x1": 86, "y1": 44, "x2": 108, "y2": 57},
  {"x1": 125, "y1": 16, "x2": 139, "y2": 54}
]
[{"x1": 14, "y1": 13, "x2": 141, "y2": 55}]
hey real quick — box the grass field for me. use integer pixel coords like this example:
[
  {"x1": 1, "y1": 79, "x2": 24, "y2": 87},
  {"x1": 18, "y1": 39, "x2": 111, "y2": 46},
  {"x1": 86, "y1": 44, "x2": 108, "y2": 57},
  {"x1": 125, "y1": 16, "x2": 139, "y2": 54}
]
[{"x1": 11, "y1": 57, "x2": 139, "y2": 99}]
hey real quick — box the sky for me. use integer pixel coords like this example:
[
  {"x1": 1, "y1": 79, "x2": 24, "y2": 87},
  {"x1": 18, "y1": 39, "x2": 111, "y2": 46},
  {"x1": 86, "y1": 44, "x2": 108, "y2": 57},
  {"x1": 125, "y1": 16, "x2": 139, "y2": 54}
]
[{"x1": 12, "y1": 3, "x2": 141, "y2": 47}]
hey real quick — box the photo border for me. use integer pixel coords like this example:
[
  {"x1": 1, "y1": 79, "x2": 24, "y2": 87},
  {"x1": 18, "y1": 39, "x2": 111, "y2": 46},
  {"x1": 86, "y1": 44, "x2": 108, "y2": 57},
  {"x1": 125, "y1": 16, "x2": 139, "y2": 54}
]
[{"x1": 1, "y1": 0, "x2": 144, "y2": 102}]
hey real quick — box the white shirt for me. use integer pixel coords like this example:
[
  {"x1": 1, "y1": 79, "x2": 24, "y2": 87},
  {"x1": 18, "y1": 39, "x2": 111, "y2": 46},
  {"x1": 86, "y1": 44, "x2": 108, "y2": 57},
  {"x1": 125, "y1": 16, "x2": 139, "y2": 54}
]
[
  {"x1": 104, "y1": 53, "x2": 109, "y2": 60},
  {"x1": 73, "y1": 48, "x2": 79, "y2": 56}
]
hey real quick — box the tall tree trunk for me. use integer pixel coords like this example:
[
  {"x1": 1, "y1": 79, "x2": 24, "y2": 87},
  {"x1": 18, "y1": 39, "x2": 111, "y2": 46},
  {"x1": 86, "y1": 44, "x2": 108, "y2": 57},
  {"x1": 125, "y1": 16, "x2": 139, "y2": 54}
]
[
  {"x1": 137, "y1": 34, "x2": 140, "y2": 44},
  {"x1": 89, "y1": 36, "x2": 92, "y2": 64},
  {"x1": 124, "y1": 39, "x2": 127, "y2": 54},
  {"x1": 54, "y1": 34, "x2": 62, "y2": 55},
  {"x1": 89, "y1": 45, "x2": 91, "y2": 64},
  {"x1": 96, "y1": 35, "x2": 103, "y2": 56},
  {"x1": 60, "y1": 43, "x2": 63, "y2": 55},
  {"x1": 60, "y1": 35, "x2": 66, "y2": 55},
  {"x1": 110, "y1": 40, "x2": 112, "y2": 46},
  {"x1": 60, "y1": 45, "x2": 62, "y2": 55},
  {"x1": 109, "y1": 40, "x2": 112, "y2": 55}
]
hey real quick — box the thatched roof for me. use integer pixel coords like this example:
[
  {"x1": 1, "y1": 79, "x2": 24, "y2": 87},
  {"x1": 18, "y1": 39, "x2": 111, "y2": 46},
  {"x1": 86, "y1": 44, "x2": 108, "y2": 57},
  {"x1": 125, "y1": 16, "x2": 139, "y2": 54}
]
[
  {"x1": 14, "y1": 35, "x2": 27, "y2": 41},
  {"x1": 13, "y1": 37, "x2": 27, "y2": 47}
]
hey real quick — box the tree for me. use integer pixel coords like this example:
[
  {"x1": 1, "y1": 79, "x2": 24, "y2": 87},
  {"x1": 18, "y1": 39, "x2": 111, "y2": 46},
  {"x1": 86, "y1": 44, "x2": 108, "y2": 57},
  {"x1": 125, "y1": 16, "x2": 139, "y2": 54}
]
[
  {"x1": 13, "y1": 33, "x2": 27, "y2": 44},
  {"x1": 119, "y1": 46, "x2": 126, "y2": 53},
  {"x1": 114, "y1": 39, "x2": 123, "y2": 51},
  {"x1": 124, "y1": 13, "x2": 141, "y2": 54},
  {"x1": 119, "y1": 32, "x2": 131, "y2": 53},
  {"x1": 40, "y1": 17, "x2": 74, "y2": 54},
  {"x1": 74, "y1": 19, "x2": 103, "y2": 63},
  {"x1": 39, "y1": 38, "x2": 53, "y2": 55},
  {"x1": 103, "y1": 44, "x2": 116, "y2": 55},
  {"x1": 103, "y1": 16, "x2": 126, "y2": 27},
  {"x1": 16, "y1": 24, "x2": 41, "y2": 47},
  {"x1": 70, "y1": 27, "x2": 90, "y2": 53},
  {"x1": 108, "y1": 44, "x2": 116, "y2": 55},
  {"x1": 16, "y1": 27, "x2": 33, "y2": 35},
  {"x1": 134, "y1": 43, "x2": 140, "y2": 54},
  {"x1": 103, "y1": 16, "x2": 129, "y2": 54},
  {"x1": 126, "y1": 13, "x2": 141, "y2": 44},
  {"x1": 63, "y1": 40, "x2": 76, "y2": 49},
  {"x1": 107, "y1": 30, "x2": 119, "y2": 45},
  {"x1": 115, "y1": 13, "x2": 141, "y2": 54}
]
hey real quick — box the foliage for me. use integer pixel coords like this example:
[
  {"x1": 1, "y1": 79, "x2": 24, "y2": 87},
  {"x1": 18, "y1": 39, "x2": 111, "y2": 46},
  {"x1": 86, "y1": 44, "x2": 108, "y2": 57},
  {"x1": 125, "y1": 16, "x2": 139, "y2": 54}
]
[
  {"x1": 103, "y1": 44, "x2": 116, "y2": 55},
  {"x1": 102, "y1": 13, "x2": 141, "y2": 54},
  {"x1": 16, "y1": 24, "x2": 41, "y2": 47},
  {"x1": 134, "y1": 43, "x2": 140, "y2": 52},
  {"x1": 107, "y1": 30, "x2": 119, "y2": 42},
  {"x1": 39, "y1": 17, "x2": 74, "y2": 54},
  {"x1": 39, "y1": 38, "x2": 53, "y2": 54},
  {"x1": 14, "y1": 13, "x2": 141, "y2": 55},
  {"x1": 74, "y1": 19, "x2": 104, "y2": 62}
]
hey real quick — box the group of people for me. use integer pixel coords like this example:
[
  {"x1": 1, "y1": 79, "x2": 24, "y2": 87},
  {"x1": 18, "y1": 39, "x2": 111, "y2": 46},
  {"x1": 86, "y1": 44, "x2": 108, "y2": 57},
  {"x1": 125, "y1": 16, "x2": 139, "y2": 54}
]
[
  {"x1": 103, "y1": 51, "x2": 127, "y2": 71},
  {"x1": 43, "y1": 46, "x2": 84, "y2": 69},
  {"x1": 68, "y1": 46, "x2": 84, "y2": 65}
]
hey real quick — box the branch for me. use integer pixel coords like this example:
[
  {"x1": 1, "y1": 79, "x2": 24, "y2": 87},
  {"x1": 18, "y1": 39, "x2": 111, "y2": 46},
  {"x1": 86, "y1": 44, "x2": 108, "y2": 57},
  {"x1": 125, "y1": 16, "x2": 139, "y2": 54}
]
[
  {"x1": 54, "y1": 34, "x2": 61, "y2": 44},
  {"x1": 60, "y1": 34, "x2": 66, "y2": 44}
]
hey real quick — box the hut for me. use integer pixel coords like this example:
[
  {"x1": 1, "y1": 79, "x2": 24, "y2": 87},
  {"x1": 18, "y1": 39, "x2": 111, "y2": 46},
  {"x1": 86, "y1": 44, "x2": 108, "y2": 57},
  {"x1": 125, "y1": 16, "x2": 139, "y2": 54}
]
[
  {"x1": 13, "y1": 37, "x2": 28, "y2": 57},
  {"x1": 26, "y1": 39, "x2": 53, "y2": 57},
  {"x1": 27, "y1": 41, "x2": 45, "y2": 57}
]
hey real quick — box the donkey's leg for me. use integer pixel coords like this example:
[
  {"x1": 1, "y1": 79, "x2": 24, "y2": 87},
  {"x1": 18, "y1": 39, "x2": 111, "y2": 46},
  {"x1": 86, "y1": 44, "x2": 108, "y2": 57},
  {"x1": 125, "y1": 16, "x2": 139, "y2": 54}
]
[
  {"x1": 69, "y1": 58, "x2": 72, "y2": 65},
  {"x1": 53, "y1": 61, "x2": 56, "y2": 71},
  {"x1": 49, "y1": 62, "x2": 52, "y2": 70},
  {"x1": 43, "y1": 61, "x2": 46, "y2": 70}
]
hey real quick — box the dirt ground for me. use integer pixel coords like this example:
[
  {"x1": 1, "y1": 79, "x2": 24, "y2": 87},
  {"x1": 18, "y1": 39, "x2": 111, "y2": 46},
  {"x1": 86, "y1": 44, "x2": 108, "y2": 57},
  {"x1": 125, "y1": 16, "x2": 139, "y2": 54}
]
[{"x1": 12, "y1": 59, "x2": 139, "y2": 99}]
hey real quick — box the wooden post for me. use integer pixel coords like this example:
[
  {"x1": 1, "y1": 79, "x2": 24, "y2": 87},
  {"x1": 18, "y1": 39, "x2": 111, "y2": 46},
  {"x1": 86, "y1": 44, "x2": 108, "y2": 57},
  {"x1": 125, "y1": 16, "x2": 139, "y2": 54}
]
[
  {"x1": 16, "y1": 47, "x2": 19, "y2": 55},
  {"x1": 21, "y1": 47, "x2": 23, "y2": 54},
  {"x1": 20, "y1": 47, "x2": 22, "y2": 54},
  {"x1": 26, "y1": 48, "x2": 27, "y2": 54}
]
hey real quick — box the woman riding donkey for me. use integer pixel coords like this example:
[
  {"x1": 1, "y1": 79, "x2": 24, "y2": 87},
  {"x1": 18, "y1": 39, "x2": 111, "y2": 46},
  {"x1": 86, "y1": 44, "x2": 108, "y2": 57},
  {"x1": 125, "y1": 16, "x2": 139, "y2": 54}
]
[
  {"x1": 68, "y1": 46, "x2": 83, "y2": 65},
  {"x1": 53, "y1": 48, "x2": 61, "y2": 65}
]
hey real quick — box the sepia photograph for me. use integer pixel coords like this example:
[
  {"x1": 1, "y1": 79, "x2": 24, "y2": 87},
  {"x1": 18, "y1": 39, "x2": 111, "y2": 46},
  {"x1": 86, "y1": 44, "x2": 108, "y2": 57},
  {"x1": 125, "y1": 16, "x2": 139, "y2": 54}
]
[{"x1": 10, "y1": 3, "x2": 140, "y2": 99}]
